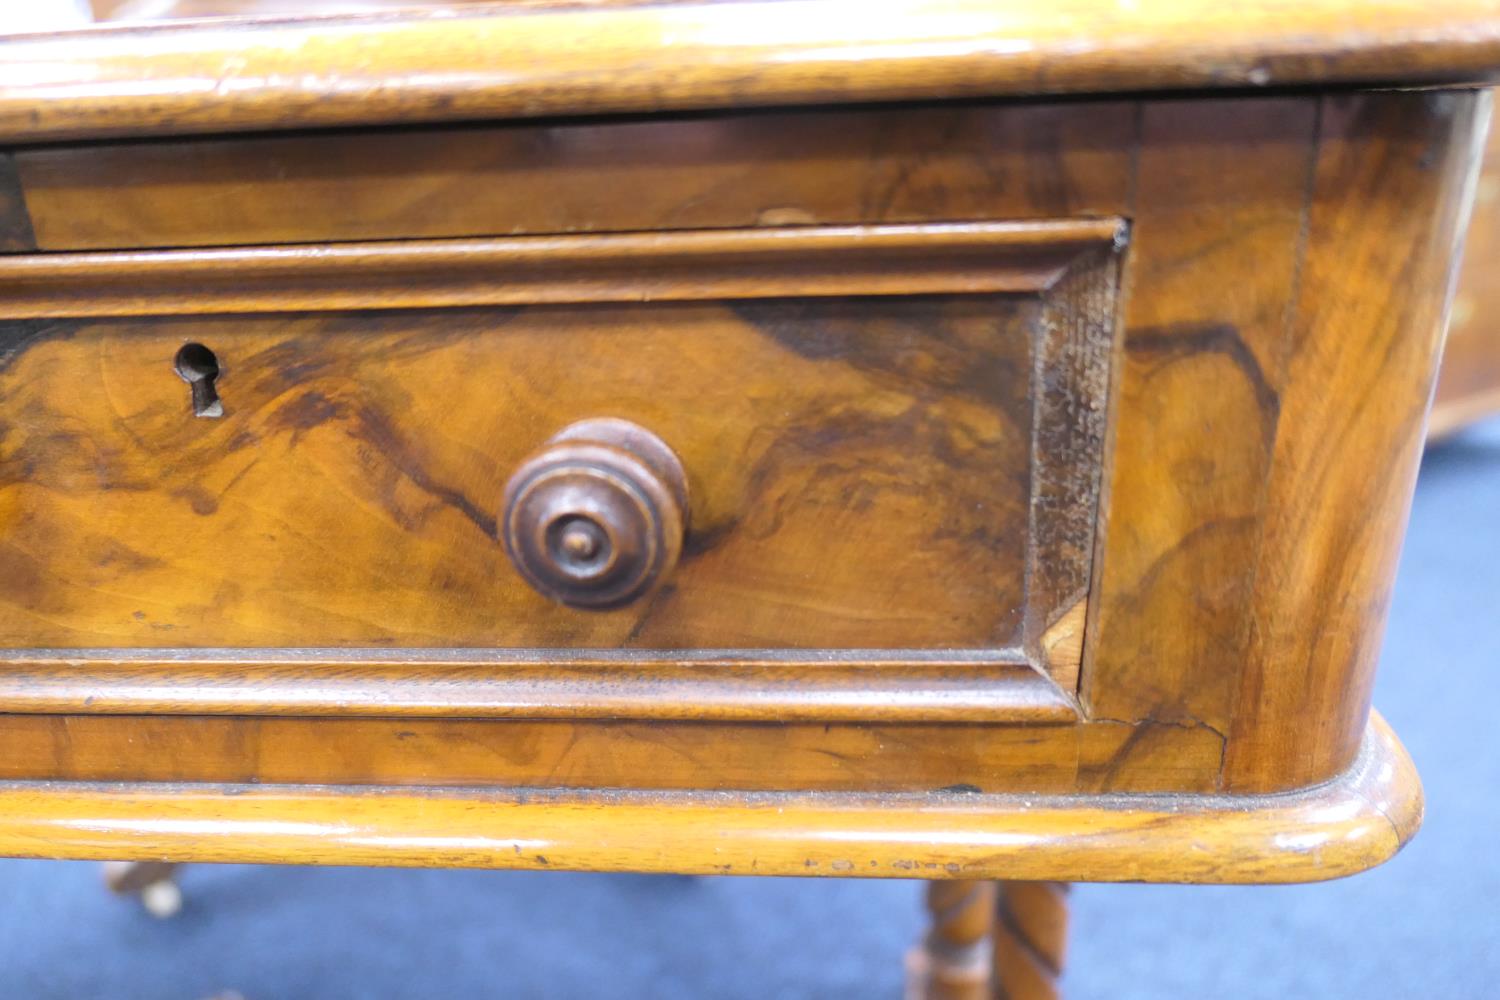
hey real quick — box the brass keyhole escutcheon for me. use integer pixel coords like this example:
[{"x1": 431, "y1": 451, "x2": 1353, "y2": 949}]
[
  {"x1": 501, "y1": 419, "x2": 688, "y2": 609},
  {"x1": 174, "y1": 343, "x2": 223, "y2": 418}
]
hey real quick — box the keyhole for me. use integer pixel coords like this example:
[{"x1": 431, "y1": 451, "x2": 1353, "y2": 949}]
[{"x1": 174, "y1": 343, "x2": 222, "y2": 418}]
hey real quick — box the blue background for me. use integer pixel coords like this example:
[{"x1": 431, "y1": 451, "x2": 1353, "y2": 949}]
[{"x1": 2, "y1": 418, "x2": 1497, "y2": 999}]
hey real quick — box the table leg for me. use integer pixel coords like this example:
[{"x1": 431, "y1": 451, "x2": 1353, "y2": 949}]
[
  {"x1": 906, "y1": 879, "x2": 998, "y2": 1000},
  {"x1": 102, "y1": 861, "x2": 183, "y2": 918},
  {"x1": 907, "y1": 880, "x2": 1071, "y2": 1000},
  {"x1": 992, "y1": 881, "x2": 1071, "y2": 1000}
]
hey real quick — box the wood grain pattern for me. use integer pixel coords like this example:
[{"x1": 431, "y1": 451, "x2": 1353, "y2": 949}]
[
  {"x1": 0, "y1": 225, "x2": 1119, "y2": 679},
  {"x1": 7, "y1": 1, "x2": 1500, "y2": 144},
  {"x1": 0, "y1": 711, "x2": 1225, "y2": 793},
  {"x1": 0, "y1": 713, "x2": 1421, "y2": 883},
  {"x1": 1223, "y1": 90, "x2": 1490, "y2": 791},
  {"x1": 11, "y1": 103, "x2": 1136, "y2": 252},
  {"x1": 0, "y1": 221, "x2": 1123, "y2": 316},
  {"x1": 905, "y1": 879, "x2": 1070, "y2": 1000},
  {"x1": 0, "y1": 19, "x2": 1484, "y2": 998},
  {"x1": 0, "y1": 302, "x2": 1031, "y2": 650},
  {"x1": 1083, "y1": 91, "x2": 1487, "y2": 793},
  {"x1": 1432, "y1": 102, "x2": 1500, "y2": 438},
  {"x1": 907, "y1": 880, "x2": 996, "y2": 1000},
  {"x1": 1084, "y1": 98, "x2": 1321, "y2": 743},
  {"x1": 992, "y1": 882, "x2": 1070, "y2": 1000},
  {"x1": 0, "y1": 90, "x2": 1479, "y2": 822}
]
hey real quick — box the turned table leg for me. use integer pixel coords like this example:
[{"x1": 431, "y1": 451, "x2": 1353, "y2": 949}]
[
  {"x1": 102, "y1": 861, "x2": 184, "y2": 918},
  {"x1": 906, "y1": 880, "x2": 998, "y2": 1000},
  {"x1": 908, "y1": 880, "x2": 1071, "y2": 1000},
  {"x1": 993, "y1": 882, "x2": 1070, "y2": 1000}
]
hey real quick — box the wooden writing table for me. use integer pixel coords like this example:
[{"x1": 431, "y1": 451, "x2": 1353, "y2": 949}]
[{"x1": 3, "y1": 2, "x2": 1498, "y2": 993}]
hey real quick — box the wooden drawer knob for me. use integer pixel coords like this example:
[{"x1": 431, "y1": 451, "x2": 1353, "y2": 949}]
[{"x1": 501, "y1": 418, "x2": 688, "y2": 609}]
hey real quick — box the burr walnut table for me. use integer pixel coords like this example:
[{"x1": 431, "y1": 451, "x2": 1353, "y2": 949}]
[{"x1": 2, "y1": 2, "x2": 1498, "y2": 995}]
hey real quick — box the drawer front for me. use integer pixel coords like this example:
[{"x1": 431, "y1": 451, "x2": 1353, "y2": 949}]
[
  {"x1": 9, "y1": 299, "x2": 1042, "y2": 650},
  {"x1": 0, "y1": 221, "x2": 1122, "y2": 716}
]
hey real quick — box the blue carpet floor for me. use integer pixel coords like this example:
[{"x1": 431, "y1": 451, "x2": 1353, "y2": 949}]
[{"x1": 2, "y1": 418, "x2": 1498, "y2": 999}]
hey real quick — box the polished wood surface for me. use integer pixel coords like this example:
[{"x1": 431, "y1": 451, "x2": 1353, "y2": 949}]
[
  {"x1": 0, "y1": 714, "x2": 1423, "y2": 883},
  {"x1": 500, "y1": 418, "x2": 691, "y2": 610},
  {"x1": 0, "y1": 711, "x2": 1226, "y2": 793},
  {"x1": 0, "y1": 652, "x2": 1076, "y2": 725},
  {"x1": 0, "y1": 8, "x2": 1486, "y2": 924},
  {"x1": 1083, "y1": 91, "x2": 1484, "y2": 793},
  {"x1": 1221, "y1": 91, "x2": 1486, "y2": 790},
  {"x1": 905, "y1": 879, "x2": 1071, "y2": 1000},
  {"x1": 907, "y1": 880, "x2": 997, "y2": 1000},
  {"x1": 6, "y1": 103, "x2": 1135, "y2": 252},
  {"x1": 8, "y1": 1, "x2": 1500, "y2": 144},
  {"x1": 2, "y1": 11, "x2": 1487, "y2": 996},
  {"x1": 1081, "y1": 97, "x2": 1320, "y2": 752},
  {"x1": 1434, "y1": 105, "x2": 1500, "y2": 437},
  {"x1": 0, "y1": 221, "x2": 1121, "y2": 313},
  {"x1": 0, "y1": 295, "x2": 1041, "y2": 648},
  {"x1": 0, "y1": 224, "x2": 1113, "y2": 667},
  {"x1": 0, "y1": 91, "x2": 1478, "y2": 807},
  {"x1": 992, "y1": 883, "x2": 1070, "y2": 1000}
]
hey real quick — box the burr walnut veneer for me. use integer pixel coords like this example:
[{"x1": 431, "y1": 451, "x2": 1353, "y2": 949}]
[{"x1": 0, "y1": 2, "x2": 1493, "y2": 973}]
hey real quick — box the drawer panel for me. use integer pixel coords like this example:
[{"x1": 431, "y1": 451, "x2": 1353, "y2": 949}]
[
  {"x1": 7, "y1": 299, "x2": 1040, "y2": 649},
  {"x1": 0, "y1": 221, "x2": 1122, "y2": 710}
]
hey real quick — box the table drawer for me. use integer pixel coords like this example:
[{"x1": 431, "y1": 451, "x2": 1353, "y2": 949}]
[
  {"x1": 0, "y1": 220, "x2": 1122, "y2": 718},
  {"x1": 0, "y1": 87, "x2": 1466, "y2": 804}
]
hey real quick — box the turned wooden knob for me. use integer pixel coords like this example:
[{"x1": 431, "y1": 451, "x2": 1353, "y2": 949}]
[{"x1": 502, "y1": 418, "x2": 688, "y2": 609}]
